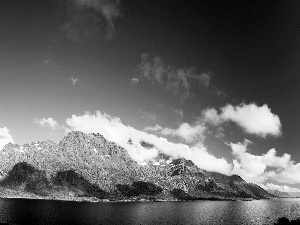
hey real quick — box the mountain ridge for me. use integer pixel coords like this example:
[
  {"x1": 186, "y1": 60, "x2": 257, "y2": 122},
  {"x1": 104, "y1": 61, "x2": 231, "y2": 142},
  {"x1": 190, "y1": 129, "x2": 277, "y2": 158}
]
[{"x1": 0, "y1": 131, "x2": 275, "y2": 201}]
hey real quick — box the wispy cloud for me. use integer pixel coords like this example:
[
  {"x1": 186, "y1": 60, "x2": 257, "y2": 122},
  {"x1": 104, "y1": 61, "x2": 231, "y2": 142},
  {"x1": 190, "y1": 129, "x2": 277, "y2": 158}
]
[
  {"x1": 144, "y1": 118, "x2": 206, "y2": 144},
  {"x1": 34, "y1": 117, "x2": 59, "y2": 130},
  {"x1": 213, "y1": 88, "x2": 226, "y2": 98},
  {"x1": 57, "y1": 0, "x2": 121, "y2": 43},
  {"x1": 215, "y1": 126, "x2": 225, "y2": 138},
  {"x1": 160, "y1": 122, "x2": 206, "y2": 144},
  {"x1": 144, "y1": 124, "x2": 163, "y2": 132},
  {"x1": 135, "y1": 53, "x2": 211, "y2": 102},
  {"x1": 202, "y1": 103, "x2": 281, "y2": 137},
  {"x1": 69, "y1": 76, "x2": 80, "y2": 85},
  {"x1": 0, "y1": 127, "x2": 14, "y2": 150},
  {"x1": 130, "y1": 77, "x2": 139, "y2": 85},
  {"x1": 171, "y1": 107, "x2": 183, "y2": 119},
  {"x1": 139, "y1": 108, "x2": 157, "y2": 121}
]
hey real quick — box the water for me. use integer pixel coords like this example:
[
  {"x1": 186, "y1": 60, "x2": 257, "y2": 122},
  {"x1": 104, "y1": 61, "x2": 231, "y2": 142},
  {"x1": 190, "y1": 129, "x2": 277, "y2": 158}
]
[{"x1": 0, "y1": 198, "x2": 300, "y2": 225}]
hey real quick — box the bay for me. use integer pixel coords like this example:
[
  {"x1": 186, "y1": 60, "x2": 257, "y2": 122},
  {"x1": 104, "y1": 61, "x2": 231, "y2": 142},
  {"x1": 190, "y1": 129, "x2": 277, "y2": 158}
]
[{"x1": 0, "y1": 198, "x2": 300, "y2": 225}]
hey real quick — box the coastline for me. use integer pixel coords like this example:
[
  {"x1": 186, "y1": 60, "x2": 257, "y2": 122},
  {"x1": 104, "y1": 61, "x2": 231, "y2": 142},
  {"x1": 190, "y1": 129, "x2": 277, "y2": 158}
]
[{"x1": 0, "y1": 193, "x2": 261, "y2": 203}]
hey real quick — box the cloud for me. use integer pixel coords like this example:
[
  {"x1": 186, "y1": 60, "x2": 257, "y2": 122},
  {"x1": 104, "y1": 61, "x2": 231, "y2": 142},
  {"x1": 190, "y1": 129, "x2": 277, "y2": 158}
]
[
  {"x1": 64, "y1": 111, "x2": 232, "y2": 174},
  {"x1": 201, "y1": 103, "x2": 282, "y2": 137},
  {"x1": 171, "y1": 107, "x2": 183, "y2": 119},
  {"x1": 258, "y1": 183, "x2": 300, "y2": 193},
  {"x1": 130, "y1": 77, "x2": 139, "y2": 85},
  {"x1": 34, "y1": 118, "x2": 59, "y2": 130},
  {"x1": 57, "y1": 0, "x2": 121, "y2": 43},
  {"x1": 144, "y1": 124, "x2": 163, "y2": 132},
  {"x1": 215, "y1": 126, "x2": 225, "y2": 138},
  {"x1": 213, "y1": 88, "x2": 226, "y2": 98},
  {"x1": 160, "y1": 122, "x2": 206, "y2": 143},
  {"x1": 136, "y1": 53, "x2": 211, "y2": 102},
  {"x1": 228, "y1": 140, "x2": 300, "y2": 184},
  {"x1": 139, "y1": 108, "x2": 157, "y2": 121},
  {"x1": 201, "y1": 107, "x2": 223, "y2": 126},
  {"x1": 69, "y1": 76, "x2": 80, "y2": 85},
  {"x1": 0, "y1": 127, "x2": 14, "y2": 150},
  {"x1": 221, "y1": 103, "x2": 281, "y2": 137}
]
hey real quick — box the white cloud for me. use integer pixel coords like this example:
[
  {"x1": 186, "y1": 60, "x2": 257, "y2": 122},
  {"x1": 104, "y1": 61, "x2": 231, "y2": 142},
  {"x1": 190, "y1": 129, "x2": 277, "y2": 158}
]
[
  {"x1": 221, "y1": 103, "x2": 281, "y2": 137},
  {"x1": 64, "y1": 111, "x2": 232, "y2": 174},
  {"x1": 69, "y1": 76, "x2": 79, "y2": 85},
  {"x1": 228, "y1": 140, "x2": 300, "y2": 184},
  {"x1": 60, "y1": 0, "x2": 121, "y2": 42},
  {"x1": 144, "y1": 124, "x2": 163, "y2": 132},
  {"x1": 137, "y1": 53, "x2": 211, "y2": 102},
  {"x1": 258, "y1": 183, "x2": 300, "y2": 193},
  {"x1": 34, "y1": 118, "x2": 59, "y2": 130},
  {"x1": 130, "y1": 77, "x2": 139, "y2": 85},
  {"x1": 160, "y1": 122, "x2": 206, "y2": 143},
  {"x1": 201, "y1": 107, "x2": 223, "y2": 126},
  {"x1": 0, "y1": 127, "x2": 14, "y2": 150},
  {"x1": 201, "y1": 103, "x2": 281, "y2": 137}
]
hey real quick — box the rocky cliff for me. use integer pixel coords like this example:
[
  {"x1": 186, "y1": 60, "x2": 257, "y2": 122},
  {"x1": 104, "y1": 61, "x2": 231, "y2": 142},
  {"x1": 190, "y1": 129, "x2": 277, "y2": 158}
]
[{"x1": 0, "y1": 131, "x2": 274, "y2": 201}]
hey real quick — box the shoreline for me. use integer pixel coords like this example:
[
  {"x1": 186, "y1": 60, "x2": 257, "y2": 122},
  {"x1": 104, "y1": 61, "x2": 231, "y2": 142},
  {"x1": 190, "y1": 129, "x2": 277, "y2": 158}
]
[{"x1": 0, "y1": 195, "x2": 277, "y2": 203}]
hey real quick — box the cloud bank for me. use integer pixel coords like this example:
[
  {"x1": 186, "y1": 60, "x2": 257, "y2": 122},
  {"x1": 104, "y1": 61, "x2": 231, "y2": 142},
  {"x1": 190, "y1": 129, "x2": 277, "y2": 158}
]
[
  {"x1": 64, "y1": 111, "x2": 231, "y2": 174},
  {"x1": 0, "y1": 127, "x2": 14, "y2": 150},
  {"x1": 228, "y1": 140, "x2": 300, "y2": 184},
  {"x1": 258, "y1": 183, "x2": 300, "y2": 193},
  {"x1": 202, "y1": 103, "x2": 281, "y2": 137},
  {"x1": 34, "y1": 117, "x2": 59, "y2": 130},
  {"x1": 135, "y1": 53, "x2": 211, "y2": 102}
]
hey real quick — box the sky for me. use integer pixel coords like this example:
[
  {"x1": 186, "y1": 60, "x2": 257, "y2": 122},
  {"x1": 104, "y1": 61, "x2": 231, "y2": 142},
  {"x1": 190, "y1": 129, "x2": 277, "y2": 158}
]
[{"x1": 0, "y1": 0, "x2": 300, "y2": 192}]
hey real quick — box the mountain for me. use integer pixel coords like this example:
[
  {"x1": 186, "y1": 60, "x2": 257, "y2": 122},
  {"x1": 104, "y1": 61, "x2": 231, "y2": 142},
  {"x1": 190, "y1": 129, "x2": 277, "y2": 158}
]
[
  {"x1": 268, "y1": 189, "x2": 291, "y2": 198},
  {"x1": 0, "y1": 131, "x2": 275, "y2": 201}
]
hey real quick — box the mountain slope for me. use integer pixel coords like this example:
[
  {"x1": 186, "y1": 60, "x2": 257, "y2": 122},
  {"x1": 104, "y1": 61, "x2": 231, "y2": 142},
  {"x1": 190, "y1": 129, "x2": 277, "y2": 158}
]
[
  {"x1": 268, "y1": 189, "x2": 291, "y2": 198},
  {"x1": 0, "y1": 131, "x2": 275, "y2": 201}
]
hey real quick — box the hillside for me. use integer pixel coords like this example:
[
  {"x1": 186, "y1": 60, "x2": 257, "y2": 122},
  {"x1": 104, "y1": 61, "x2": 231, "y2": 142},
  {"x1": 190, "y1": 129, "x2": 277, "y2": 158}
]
[
  {"x1": 0, "y1": 131, "x2": 275, "y2": 201},
  {"x1": 268, "y1": 189, "x2": 291, "y2": 198}
]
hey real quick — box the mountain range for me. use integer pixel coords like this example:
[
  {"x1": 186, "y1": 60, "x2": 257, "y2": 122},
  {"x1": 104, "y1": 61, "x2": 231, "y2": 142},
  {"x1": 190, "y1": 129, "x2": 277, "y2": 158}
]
[{"x1": 0, "y1": 131, "x2": 276, "y2": 201}]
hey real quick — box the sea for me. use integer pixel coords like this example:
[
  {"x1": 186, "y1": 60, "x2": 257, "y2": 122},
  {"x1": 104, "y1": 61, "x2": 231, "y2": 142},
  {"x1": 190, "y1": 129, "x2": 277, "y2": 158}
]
[{"x1": 0, "y1": 198, "x2": 300, "y2": 225}]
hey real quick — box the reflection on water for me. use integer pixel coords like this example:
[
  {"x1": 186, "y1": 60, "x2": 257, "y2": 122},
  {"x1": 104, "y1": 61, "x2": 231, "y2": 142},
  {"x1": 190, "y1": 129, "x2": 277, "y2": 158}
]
[{"x1": 0, "y1": 198, "x2": 299, "y2": 224}]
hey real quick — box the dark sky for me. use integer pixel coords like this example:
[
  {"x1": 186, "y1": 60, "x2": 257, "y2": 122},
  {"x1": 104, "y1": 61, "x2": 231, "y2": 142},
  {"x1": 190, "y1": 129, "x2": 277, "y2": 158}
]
[{"x1": 0, "y1": 0, "x2": 300, "y2": 191}]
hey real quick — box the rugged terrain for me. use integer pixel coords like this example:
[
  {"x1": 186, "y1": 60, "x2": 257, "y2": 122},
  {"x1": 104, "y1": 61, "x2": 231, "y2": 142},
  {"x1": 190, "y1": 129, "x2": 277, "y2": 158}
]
[
  {"x1": 0, "y1": 131, "x2": 275, "y2": 201},
  {"x1": 268, "y1": 189, "x2": 291, "y2": 198}
]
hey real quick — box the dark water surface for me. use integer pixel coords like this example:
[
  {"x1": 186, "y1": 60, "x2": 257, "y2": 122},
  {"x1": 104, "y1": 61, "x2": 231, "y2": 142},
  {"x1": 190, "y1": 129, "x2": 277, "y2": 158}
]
[{"x1": 0, "y1": 198, "x2": 300, "y2": 225}]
